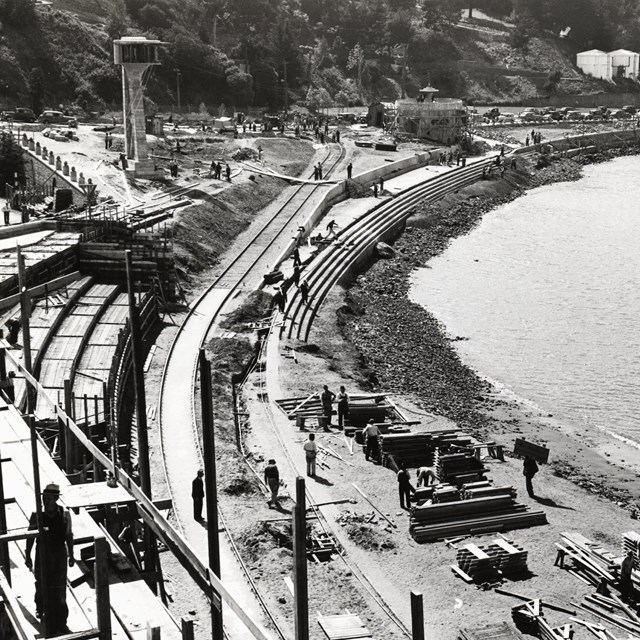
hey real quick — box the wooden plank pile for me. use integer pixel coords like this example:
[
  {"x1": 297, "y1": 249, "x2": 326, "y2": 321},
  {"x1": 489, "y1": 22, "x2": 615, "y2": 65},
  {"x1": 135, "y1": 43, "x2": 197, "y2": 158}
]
[
  {"x1": 461, "y1": 484, "x2": 517, "y2": 500},
  {"x1": 379, "y1": 429, "x2": 472, "y2": 470},
  {"x1": 433, "y1": 484, "x2": 460, "y2": 503},
  {"x1": 453, "y1": 539, "x2": 529, "y2": 583},
  {"x1": 434, "y1": 450, "x2": 487, "y2": 487},
  {"x1": 458, "y1": 622, "x2": 526, "y2": 640},
  {"x1": 556, "y1": 531, "x2": 640, "y2": 634},
  {"x1": 274, "y1": 393, "x2": 392, "y2": 426},
  {"x1": 456, "y1": 543, "x2": 502, "y2": 583},
  {"x1": 579, "y1": 591, "x2": 640, "y2": 636},
  {"x1": 317, "y1": 612, "x2": 372, "y2": 640},
  {"x1": 511, "y1": 601, "x2": 573, "y2": 640},
  {"x1": 556, "y1": 532, "x2": 620, "y2": 588},
  {"x1": 622, "y1": 531, "x2": 640, "y2": 569},
  {"x1": 410, "y1": 495, "x2": 547, "y2": 543}
]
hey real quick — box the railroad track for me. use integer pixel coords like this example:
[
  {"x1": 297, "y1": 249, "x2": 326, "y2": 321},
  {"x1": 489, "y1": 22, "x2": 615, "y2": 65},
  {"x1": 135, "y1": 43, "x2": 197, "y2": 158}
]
[
  {"x1": 283, "y1": 157, "x2": 496, "y2": 342},
  {"x1": 236, "y1": 317, "x2": 413, "y2": 638},
  {"x1": 157, "y1": 144, "x2": 345, "y2": 639}
]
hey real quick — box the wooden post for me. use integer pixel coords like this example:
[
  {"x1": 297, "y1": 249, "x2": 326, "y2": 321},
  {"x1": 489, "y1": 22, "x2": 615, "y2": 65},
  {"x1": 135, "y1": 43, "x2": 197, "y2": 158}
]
[
  {"x1": 63, "y1": 379, "x2": 74, "y2": 472},
  {"x1": 411, "y1": 591, "x2": 424, "y2": 640},
  {"x1": 16, "y1": 247, "x2": 33, "y2": 414},
  {"x1": 292, "y1": 477, "x2": 308, "y2": 640},
  {"x1": 0, "y1": 445, "x2": 10, "y2": 585},
  {"x1": 93, "y1": 395, "x2": 104, "y2": 481},
  {"x1": 94, "y1": 536, "x2": 111, "y2": 640},
  {"x1": 180, "y1": 618, "x2": 194, "y2": 640},
  {"x1": 198, "y1": 350, "x2": 223, "y2": 639},
  {"x1": 146, "y1": 624, "x2": 161, "y2": 640},
  {"x1": 125, "y1": 251, "x2": 157, "y2": 593}
]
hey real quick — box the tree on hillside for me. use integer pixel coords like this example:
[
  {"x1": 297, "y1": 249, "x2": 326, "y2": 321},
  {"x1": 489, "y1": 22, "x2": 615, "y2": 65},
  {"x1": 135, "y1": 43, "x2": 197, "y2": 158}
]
[
  {"x1": 347, "y1": 43, "x2": 365, "y2": 100},
  {"x1": 0, "y1": 0, "x2": 37, "y2": 27},
  {"x1": 106, "y1": 0, "x2": 129, "y2": 40},
  {"x1": 0, "y1": 132, "x2": 25, "y2": 194},
  {"x1": 420, "y1": 0, "x2": 463, "y2": 31}
]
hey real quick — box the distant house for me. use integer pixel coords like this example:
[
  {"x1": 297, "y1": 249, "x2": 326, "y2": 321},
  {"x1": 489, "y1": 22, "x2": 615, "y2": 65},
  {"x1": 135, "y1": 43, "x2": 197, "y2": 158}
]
[
  {"x1": 576, "y1": 49, "x2": 610, "y2": 80},
  {"x1": 609, "y1": 49, "x2": 640, "y2": 79}
]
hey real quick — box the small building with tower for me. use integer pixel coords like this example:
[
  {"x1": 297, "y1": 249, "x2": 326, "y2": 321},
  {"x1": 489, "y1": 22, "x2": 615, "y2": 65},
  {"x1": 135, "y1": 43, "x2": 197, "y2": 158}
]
[{"x1": 393, "y1": 87, "x2": 467, "y2": 144}]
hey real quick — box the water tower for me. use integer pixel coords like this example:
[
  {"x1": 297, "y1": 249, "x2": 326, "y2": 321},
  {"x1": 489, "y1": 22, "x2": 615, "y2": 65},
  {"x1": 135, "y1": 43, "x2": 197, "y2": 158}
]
[{"x1": 113, "y1": 36, "x2": 163, "y2": 178}]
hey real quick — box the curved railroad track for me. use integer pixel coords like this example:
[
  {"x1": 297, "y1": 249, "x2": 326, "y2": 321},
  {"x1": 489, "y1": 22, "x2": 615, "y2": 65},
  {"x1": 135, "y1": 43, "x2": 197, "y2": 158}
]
[{"x1": 157, "y1": 144, "x2": 345, "y2": 639}]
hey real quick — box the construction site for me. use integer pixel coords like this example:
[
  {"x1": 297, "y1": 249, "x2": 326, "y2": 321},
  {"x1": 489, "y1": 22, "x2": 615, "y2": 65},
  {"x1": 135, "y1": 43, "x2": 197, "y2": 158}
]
[{"x1": 0, "y1": 37, "x2": 640, "y2": 640}]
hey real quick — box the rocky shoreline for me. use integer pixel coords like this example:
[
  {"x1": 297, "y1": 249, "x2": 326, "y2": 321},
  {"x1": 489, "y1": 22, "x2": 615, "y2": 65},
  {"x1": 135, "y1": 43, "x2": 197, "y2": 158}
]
[{"x1": 338, "y1": 146, "x2": 640, "y2": 511}]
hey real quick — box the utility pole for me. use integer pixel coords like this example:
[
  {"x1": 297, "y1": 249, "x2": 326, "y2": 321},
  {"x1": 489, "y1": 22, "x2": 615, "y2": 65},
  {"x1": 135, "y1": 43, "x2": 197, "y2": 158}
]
[
  {"x1": 199, "y1": 350, "x2": 223, "y2": 639},
  {"x1": 401, "y1": 44, "x2": 408, "y2": 100},
  {"x1": 292, "y1": 477, "x2": 308, "y2": 640},
  {"x1": 283, "y1": 60, "x2": 288, "y2": 114},
  {"x1": 174, "y1": 68, "x2": 182, "y2": 112}
]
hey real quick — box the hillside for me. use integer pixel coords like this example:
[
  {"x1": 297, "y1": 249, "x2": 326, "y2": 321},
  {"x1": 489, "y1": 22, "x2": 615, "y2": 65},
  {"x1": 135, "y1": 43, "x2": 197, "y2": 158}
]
[{"x1": 0, "y1": 0, "x2": 638, "y2": 113}]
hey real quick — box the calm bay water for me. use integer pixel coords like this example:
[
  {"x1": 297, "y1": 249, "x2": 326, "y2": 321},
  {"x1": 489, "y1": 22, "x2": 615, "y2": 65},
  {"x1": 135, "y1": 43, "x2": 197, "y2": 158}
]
[{"x1": 410, "y1": 156, "x2": 640, "y2": 442}]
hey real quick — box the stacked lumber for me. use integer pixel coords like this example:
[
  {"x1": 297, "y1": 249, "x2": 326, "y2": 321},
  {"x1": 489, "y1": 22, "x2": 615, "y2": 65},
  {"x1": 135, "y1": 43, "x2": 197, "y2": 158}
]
[
  {"x1": 434, "y1": 451, "x2": 487, "y2": 487},
  {"x1": 488, "y1": 539, "x2": 529, "y2": 575},
  {"x1": 410, "y1": 495, "x2": 547, "y2": 543},
  {"x1": 380, "y1": 429, "x2": 472, "y2": 470},
  {"x1": 433, "y1": 485, "x2": 460, "y2": 503},
  {"x1": 556, "y1": 532, "x2": 620, "y2": 587},
  {"x1": 462, "y1": 484, "x2": 517, "y2": 500},
  {"x1": 456, "y1": 543, "x2": 501, "y2": 582},
  {"x1": 411, "y1": 486, "x2": 435, "y2": 504},
  {"x1": 622, "y1": 531, "x2": 640, "y2": 569},
  {"x1": 458, "y1": 622, "x2": 526, "y2": 640}
]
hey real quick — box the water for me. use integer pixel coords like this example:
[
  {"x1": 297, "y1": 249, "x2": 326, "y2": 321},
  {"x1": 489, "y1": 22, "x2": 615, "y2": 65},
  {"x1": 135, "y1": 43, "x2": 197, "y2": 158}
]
[{"x1": 410, "y1": 155, "x2": 640, "y2": 442}]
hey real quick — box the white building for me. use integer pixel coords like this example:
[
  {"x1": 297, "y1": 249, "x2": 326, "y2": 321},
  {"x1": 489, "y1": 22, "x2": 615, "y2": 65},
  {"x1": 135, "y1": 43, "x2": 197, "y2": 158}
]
[
  {"x1": 576, "y1": 49, "x2": 611, "y2": 80},
  {"x1": 609, "y1": 49, "x2": 640, "y2": 79}
]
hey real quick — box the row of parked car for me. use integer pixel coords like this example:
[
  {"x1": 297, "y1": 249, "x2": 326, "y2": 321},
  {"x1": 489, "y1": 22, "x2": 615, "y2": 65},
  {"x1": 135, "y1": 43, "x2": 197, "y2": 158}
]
[
  {"x1": 0, "y1": 107, "x2": 78, "y2": 126},
  {"x1": 481, "y1": 105, "x2": 639, "y2": 124}
]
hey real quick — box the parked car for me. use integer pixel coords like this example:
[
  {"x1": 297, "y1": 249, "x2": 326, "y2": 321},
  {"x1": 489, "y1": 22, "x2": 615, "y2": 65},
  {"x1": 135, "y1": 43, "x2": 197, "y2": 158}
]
[
  {"x1": 611, "y1": 109, "x2": 632, "y2": 119},
  {"x1": 564, "y1": 110, "x2": 585, "y2": 120},
  {"x1": 37, "y1": 110, "x2": 78, "y2": 127},
  {"x1": 484, "y1": 107, "x2": 501, "y2": 120},
  {"x1": 622, "y1": 105, "x2": 637, "y2": 114},
  {"x1": 519, "y1": 111, "x2": 544, "y2": 122},
  {"x1": 1, "y1": 107, "x2": 36, "y2": 122}
]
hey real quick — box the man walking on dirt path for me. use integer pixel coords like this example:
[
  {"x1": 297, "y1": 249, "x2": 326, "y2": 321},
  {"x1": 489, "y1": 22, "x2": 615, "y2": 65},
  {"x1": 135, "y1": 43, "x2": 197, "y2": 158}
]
[
  {"x1": 397, "y1": 465, "x2": 416, "y2": 510},
  {"x1": 321, "y1": 385, "x2": 336, "y2": 429},
  {"x1": 363, "y1": 419, "x2": 380, "y2": 462},
  {"x1": 192, "y1": 469, "x2": 204, "y2": 520},
  {"x1": 347, "y1": 162, "x2": 353, "y2": 179},
  {"x1": 303, "y1": 433, "x2": 318, "y2": 477},
  {"x1": 264, "y1": 459, "x2": 281, "y2": 508},
  {"x1": 523, "y1": 456, "x2": 539, "y2": 498}
]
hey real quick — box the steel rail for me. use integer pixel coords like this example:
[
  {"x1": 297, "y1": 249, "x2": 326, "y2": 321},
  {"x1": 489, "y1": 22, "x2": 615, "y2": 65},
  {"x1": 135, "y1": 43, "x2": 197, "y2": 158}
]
[{"x1": 157, "y1": 144, "x2": 345, "y2": 639}]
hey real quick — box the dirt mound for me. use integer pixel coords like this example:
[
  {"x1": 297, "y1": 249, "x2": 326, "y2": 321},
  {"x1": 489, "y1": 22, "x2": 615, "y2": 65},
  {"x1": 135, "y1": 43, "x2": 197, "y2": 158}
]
[{"x1": 220, "y1": 291, "x2": 273, "y2": 332}]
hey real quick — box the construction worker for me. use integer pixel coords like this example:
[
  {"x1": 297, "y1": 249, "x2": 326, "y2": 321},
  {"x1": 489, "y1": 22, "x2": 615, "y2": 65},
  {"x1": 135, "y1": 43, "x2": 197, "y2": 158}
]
[
  {"x1": 303, "y1": 433, "x2": 318, "y2": 477},
  {"x1": 25, "y1": 484, "x2": 75, "y2": 636},
  {"x1": 264, "y1": 459, "x2": 281, "y2": 508},
  {"x1": 192, "y1": 469, "x2": 204, "y2": 521},
  {"x1": 620, "y1": 550, "x2": 636, "y2": 601},
  {"x1": 523, "y1": 456, "x2": 539, "y2": 498},
  {"x1": 363, "y1": 419, "x2": 380, "y2": 462},
  {"x1": 397, "y1": 465, "x2": 416, "y2": 510},
  {"x1": 416, "y1": 466, "x2": 437, "y2": 487}
]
